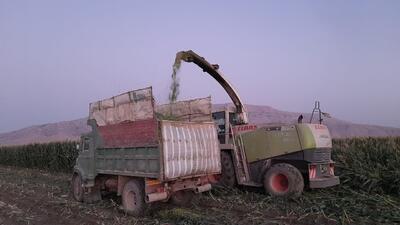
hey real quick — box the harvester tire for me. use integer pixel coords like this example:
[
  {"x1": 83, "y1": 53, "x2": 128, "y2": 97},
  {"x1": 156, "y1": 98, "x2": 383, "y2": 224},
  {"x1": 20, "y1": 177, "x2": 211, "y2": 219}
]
[
  {"x1": 122, "y1": 179, "x2": 146, "y2": 216},
  {"x1": 170, "y1": 190, "x2": 194, "y2": 206},
  {"x1": 263, "y1": 163, "x2": 304, "y2": 198},
  {"x1": 219, "y1": 151, "x2": 236, "y2": 187},
  {"x1": 71, "y1": 173, "x2": 84, "y2": 202}
]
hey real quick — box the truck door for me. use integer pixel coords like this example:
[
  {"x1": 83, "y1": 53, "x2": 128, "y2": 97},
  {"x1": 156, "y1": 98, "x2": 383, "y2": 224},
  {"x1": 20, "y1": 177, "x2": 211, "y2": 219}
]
[{"x1": 75, "y1": 136, "x2": 96, "y2": 184}]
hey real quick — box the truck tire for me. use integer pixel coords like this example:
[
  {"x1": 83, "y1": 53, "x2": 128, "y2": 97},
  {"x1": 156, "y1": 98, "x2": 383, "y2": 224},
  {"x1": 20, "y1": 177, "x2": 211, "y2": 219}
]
[
  {"x1": 170, "y1": 190, "x2": 194, "y2": 206},
  {"x1": 71, "y1": 173, "x2": 84, "y2": 202},
  {"x1": 122, "y1": 179, "x2": 146, "y2": 216},
  {"x1": 263, "y1": 163, "x2": 304, "y2": 198},
  {"x1": 219, "y1": 151, "x2": 236, "y2": 187}
]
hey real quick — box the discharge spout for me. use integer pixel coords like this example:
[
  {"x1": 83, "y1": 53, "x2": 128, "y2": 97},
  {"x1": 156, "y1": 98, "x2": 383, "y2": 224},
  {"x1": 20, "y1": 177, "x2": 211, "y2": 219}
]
[{"x1": 174, "y1": 50, "x2": 249, "y2": 124}]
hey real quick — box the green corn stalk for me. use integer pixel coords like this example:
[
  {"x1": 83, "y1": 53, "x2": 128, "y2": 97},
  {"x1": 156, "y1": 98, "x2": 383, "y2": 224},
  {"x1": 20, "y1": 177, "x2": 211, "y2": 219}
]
[{"x1": 0, "y1": 141, "x2": 78, "y2": 172}]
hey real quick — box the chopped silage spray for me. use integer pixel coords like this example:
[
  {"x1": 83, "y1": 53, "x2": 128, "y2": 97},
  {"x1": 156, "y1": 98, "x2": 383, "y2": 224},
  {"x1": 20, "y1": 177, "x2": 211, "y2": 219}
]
[{"x1": 169, "y1": 53, "x2": 183, "y2": 103}]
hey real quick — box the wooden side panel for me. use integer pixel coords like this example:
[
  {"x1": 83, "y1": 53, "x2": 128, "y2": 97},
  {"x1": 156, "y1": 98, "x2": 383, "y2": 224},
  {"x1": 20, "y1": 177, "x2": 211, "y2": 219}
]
[{"x1": 98, "y1": 119, "x2": 158, "y2": 148}]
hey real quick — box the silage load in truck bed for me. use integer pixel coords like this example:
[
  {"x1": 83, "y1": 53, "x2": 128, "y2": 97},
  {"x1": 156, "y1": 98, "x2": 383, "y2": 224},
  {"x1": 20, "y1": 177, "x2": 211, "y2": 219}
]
[
  {"x1": 89, "y1": 87, "x2": 212, "y2": 125},
  {"x1": 89, "y1": 87, "x2": 154, "y2": 126},
  {"x1": 156, "y1": 97, "x2": 212, "y2": 122}
]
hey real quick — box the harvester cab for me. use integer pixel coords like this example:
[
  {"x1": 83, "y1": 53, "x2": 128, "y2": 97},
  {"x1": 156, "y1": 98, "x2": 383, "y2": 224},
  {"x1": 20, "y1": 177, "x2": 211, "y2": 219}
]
[{"x1": 176, "y1": 50, "x2": 340, "y2": 198}]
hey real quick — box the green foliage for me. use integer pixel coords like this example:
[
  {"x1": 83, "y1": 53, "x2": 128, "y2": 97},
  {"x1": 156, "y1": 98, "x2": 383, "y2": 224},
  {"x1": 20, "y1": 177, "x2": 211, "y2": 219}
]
[
  {"x1": 0, "y1": 141, "x2": 78, "y2": 172},
  {"x1": 332, "y1": 137, "x2": 400, "y2": 196}
]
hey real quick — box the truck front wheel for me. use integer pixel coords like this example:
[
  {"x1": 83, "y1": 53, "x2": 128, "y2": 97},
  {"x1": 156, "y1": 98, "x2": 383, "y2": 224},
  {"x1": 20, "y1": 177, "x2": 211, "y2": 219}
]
[
  {"x1": 71, "y1": 173, "x2": 84, "y2": 202},
  {"x1": 263, "y1": 163, "x2": 304, "y2": 198},
  {"x1": 122, "y1": 179, "x2": 146, "y2": 216}
]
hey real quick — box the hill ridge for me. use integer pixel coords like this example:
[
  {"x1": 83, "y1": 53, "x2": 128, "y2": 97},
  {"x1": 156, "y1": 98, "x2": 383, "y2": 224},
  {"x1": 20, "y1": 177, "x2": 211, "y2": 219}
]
[{"x1": 1, "y1": 104, "x2": 399, "y2": 146}]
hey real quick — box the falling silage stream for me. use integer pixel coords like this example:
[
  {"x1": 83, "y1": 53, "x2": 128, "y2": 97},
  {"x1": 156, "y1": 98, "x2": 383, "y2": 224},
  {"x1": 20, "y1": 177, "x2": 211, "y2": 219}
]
[{"x1": 169, "y1": 53, "x2": 183, "y2": 103}]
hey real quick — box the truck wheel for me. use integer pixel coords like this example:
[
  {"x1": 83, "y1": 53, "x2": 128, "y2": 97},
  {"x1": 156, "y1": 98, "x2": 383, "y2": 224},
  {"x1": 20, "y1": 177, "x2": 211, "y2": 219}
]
[
  {"x1": 122, "y1": 179, "x2": 146, "y2": 216},
  {"x1": 263, "y1": 163, "x2": 304, "y2": 198},
  {"x1": 71, "y1": 173, "x2": 84, "y2": 202},
  {"x1": 219, "y1": 151, "x2": 236, "y2": 187},
  {"x1": 170, "y1": 190, "x2": 194, "y2": 206}
]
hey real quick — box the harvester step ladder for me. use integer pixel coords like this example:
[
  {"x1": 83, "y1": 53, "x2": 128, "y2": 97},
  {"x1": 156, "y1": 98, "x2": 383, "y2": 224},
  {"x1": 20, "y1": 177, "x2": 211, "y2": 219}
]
[{"x1": 230, "y1": 125, "x2": 250, "y2": 183}]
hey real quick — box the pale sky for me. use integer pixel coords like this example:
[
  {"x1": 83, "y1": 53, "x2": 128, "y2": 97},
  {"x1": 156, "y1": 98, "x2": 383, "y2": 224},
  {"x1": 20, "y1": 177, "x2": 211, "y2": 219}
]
[{"x1": 1, "y1": 1, "x2": 399, "y2": 133}]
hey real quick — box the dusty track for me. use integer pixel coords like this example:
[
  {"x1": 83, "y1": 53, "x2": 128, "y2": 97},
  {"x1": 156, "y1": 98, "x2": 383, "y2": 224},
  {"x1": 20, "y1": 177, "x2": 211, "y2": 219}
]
[
  {"x1": 0, "y1": 166, "x2": 142, "y2": 225},
  {"x1": 0, "y1": 166, "x2": 335, "y2": 225}
]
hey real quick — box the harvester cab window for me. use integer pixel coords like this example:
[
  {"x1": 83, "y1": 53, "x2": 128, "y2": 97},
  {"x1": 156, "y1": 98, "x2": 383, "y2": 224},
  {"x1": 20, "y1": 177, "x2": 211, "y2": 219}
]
[
  {"x1": 212, "y1": 111, "x2": 226, "y2": 144},
  {"x1": 229, "y1": 112, "x2": 239, "y2": 125}
]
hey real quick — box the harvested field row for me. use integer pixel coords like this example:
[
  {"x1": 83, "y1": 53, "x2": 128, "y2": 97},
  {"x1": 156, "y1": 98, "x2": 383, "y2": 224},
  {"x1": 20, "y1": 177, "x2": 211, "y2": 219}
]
[{"x1": 0, "y1": 165, "x2": 399, "y2": 225}]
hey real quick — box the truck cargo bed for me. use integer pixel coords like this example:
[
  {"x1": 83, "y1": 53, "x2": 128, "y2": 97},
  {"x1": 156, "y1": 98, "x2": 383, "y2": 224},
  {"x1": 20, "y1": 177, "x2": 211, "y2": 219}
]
[
  {"x1": 91, "y1": 120, "x2": 220, "y2": 181},
  {"x1": 76, "y1": 87, "x2": 221, "y2": 183}
]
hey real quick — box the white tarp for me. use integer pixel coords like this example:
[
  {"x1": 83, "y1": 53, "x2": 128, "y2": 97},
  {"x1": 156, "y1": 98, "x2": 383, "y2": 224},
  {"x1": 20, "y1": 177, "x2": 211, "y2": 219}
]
[
  {"x1": 156, "y1": 97, "x2": 212, "y2": 122},
  {"x1": 161, "y1": 120, "x2": 221, "y2": 180},
  {"x1": 89, "y1": 87, "x2": 154, "y2": 126}
]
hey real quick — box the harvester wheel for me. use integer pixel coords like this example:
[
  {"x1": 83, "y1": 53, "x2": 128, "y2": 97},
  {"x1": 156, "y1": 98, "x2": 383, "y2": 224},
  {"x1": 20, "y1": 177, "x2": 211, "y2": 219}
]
[
  {"x1": 71, "y1": 173, "x2": 84, "y2": 202},
  {"x1": 122, "y1": 179, "x2": 146, "y2": 216},
  {"x1": 263, "y1": 163, "x2": 304, "y2": 198},
  {"x1": 170, "y1": 190, "x2": 194, "y2": 206},
  {"x1": 219, "y1": 151, "x2": 236, "y2": 187}
]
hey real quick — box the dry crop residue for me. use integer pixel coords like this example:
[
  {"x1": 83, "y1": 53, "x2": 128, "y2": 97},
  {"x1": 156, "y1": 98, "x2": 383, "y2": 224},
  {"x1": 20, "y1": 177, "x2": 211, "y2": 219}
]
[{"x1": 0, "y1": 165, "x2": 335, "y2": 225}]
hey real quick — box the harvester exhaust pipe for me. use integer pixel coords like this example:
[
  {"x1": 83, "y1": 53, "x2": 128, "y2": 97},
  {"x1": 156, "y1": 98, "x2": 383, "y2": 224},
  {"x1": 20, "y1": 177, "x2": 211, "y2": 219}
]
[{"x1": 194, "y1": 184, "x2": 212, "y2": 193}]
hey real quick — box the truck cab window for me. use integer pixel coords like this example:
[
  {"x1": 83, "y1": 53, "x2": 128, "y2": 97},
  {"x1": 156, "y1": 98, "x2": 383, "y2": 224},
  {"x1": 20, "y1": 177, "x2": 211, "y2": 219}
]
[{"x1": 83, "y1": 138, "x2": 90, "y2": 150}]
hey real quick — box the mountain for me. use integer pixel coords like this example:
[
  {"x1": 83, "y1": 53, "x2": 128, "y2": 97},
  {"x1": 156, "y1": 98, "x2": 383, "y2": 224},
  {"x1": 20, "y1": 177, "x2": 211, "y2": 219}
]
[
  {"x1": 1, "y1": 104, "x2": 399, "y2": 146},
  {"x1": 0, "y1": 119, "x2": 90, "y2": 146}
]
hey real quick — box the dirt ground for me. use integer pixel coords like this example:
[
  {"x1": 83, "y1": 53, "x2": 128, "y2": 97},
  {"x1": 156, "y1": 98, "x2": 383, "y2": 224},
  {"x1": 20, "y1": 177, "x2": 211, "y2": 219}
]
[{"x1": 0, "y1": 165, "x2": 336, "y2": 225}]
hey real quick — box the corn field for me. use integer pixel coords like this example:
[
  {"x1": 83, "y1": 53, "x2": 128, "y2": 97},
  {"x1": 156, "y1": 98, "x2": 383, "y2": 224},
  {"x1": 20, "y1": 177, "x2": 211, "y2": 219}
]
[
  {"x1": 332, "y1": 137, "x2": 400, "y2": 196},
  {"x1": 0, "y1": 137, "x2": 400, "y2": 185},
  {"x1": 0, "y1": 141, "x2": 78, "y2": 173}
]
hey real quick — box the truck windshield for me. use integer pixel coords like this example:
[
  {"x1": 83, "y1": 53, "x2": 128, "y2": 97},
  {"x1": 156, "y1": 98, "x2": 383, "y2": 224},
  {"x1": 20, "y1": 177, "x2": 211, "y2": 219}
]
[{"x1": 83, "y1": 138, "x2": 90, "y2": 151}]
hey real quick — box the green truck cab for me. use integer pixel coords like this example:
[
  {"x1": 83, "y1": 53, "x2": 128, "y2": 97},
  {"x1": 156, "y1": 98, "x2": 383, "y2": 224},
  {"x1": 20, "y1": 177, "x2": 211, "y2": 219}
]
[{"x1": 72, "y1": 87, "x2": 221, "y2": 215}]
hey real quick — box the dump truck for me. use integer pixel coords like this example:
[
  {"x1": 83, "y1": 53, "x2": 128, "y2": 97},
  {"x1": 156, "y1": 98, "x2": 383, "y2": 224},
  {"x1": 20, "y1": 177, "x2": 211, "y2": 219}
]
[
  {"x1": 71, "y1": 87, "x2": 221, "y2": 215},
  {"x1": 174, "y1": 50, "x2": 340, "y2": 197}
]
